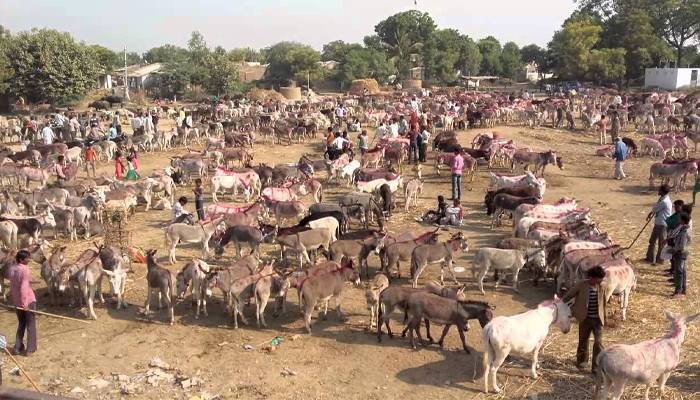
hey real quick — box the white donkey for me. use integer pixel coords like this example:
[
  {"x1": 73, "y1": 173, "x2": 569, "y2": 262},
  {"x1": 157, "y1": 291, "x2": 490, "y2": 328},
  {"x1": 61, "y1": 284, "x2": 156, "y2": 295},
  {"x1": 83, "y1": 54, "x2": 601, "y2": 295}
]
[
  {"x1": 595, "y1": 311, "x2": 700, "y2": 400},
  {"x1": 482, "y1": 296, "x2": 572, "y2": 393}
]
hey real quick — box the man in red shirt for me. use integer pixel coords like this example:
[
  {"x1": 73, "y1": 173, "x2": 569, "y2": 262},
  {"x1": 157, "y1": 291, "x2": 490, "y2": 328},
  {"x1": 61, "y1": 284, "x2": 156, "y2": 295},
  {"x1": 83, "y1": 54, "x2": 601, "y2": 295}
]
[{"x1": 9, "y1": 250, "x2": 37, "y2": 355}]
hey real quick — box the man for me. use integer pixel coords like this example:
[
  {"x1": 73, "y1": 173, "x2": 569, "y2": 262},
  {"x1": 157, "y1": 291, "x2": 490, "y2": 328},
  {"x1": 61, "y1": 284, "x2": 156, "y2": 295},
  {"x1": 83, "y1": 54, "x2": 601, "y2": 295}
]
[
  {"x1": 408, "y1": 128, "x2": 419, "y2": 165},
  {"x1": 398, "y1": 116, "x2": 408, "y2": 136},
  {"x1": 566, "y1": 109, "x2": 576, "y2": 130},
  {"x1": 419, "y1": 126, "x2": 430, "y2": 163},
  {"x1": 596, "y1": 115, "x2": 608, "y2": 145},
  {"x1": 451, "y1": 149, "x2": 464, "y2": 201},
  {"x1": 41, "y1": 124, "x2": 54, "y2": 145},
  {"x1": 646, "y1": 184, "x2": 672, "y2": 264},
  {"x1": 610, "y1": 111, "x2": 621, "y2": 141},
  {"x1": 612, "y1": 137, "x2": 627, "y2": 180},
  {"x1": 374, "y1": 122, "x2": 387, "y2": 144},
  {"x1": 113, "y1": 111, "x2": 122, "y2": 135},
  {"x1": 332, "y1": 132, "x2": 349, "y2": 152},
  {"x1": 562, "y1": 266, "x2": 606, "y2": 374},
  {"x1": 670, "y1": 212, "x2": 691, "y2": 298},
  {"x1": 389, "y1": 119, "x2": 399, "y2": 138},
  {"x1": 9, "y1": 249, "x2": 38, "y2": 356}
]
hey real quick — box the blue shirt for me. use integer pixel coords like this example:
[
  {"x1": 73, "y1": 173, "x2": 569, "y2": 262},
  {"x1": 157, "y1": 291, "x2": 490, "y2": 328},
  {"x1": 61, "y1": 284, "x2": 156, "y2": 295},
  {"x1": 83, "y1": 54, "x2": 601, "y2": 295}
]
[
  {"x1": 613, "y1": 141, "x2": 627, "y2": 161},
  {"x1": 107, "y1": 127, "x2": 118, "y2": 139}
]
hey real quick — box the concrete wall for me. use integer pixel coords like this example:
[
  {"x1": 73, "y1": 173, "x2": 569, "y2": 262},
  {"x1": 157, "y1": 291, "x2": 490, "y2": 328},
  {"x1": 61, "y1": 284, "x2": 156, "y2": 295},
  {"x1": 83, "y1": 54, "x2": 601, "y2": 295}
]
[{"x1": 645, "y1": 68, "x2": 700, "y2": 89}]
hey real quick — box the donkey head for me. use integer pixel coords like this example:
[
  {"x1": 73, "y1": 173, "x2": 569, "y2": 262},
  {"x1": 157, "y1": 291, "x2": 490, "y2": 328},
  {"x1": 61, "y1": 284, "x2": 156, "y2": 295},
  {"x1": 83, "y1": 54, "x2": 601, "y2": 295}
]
[
  {"x1": 552, "y1": 294, "x2": 573, "y2": 334},
  {"x1": 664, "y1": 310, "x2": 700, "y2": 344}
]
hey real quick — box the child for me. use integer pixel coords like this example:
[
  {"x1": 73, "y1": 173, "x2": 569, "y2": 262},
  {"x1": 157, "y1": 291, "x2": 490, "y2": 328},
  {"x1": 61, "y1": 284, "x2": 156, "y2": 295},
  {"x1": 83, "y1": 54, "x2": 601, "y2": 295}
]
[
  {"x1": 172, "y1": 196, "x2": 195, "y2": 225},
  {"x1": 417, "y1": 195, "x2": 448, "y2": 224},
  {"x1": 358, "y1": 130, "x2": 369, "y2": 156},
  {"x1": 193, "y1": 178, "x2": 205, "y2": 221},
  {"x1": 129, "y1": 146, "x2": 139, "y2": 171},
  {"x1": 441, "y1": 199, "x2": 464, "y2": 226},
  {"x1": 125, "y1": 156, "x2": 139, "y2": 181},
  {"x1": 114, "y1": 151, "x2": 125, "y2": 180},
  {"x1": 84, "y1": 144, "x2": 97, "y2": 177}
]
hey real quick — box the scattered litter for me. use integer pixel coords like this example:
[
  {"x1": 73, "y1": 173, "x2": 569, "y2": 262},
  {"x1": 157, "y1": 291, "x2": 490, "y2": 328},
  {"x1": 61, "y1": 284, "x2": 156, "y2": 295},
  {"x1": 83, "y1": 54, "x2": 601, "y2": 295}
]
[
  {"x1": 120, "y1": 382, "x2": 138, "y2": 395},
  {"x1": 148, "y1": 356, "x2": 172, "y2": 370},
  {"x1": 180, "y1": 376, "x2": 203, "y2": 389},
  {"x1": 280, "y1": 367, "x2": 297, "y2": 377},
  {"x1": 70, "y1": 386, "x2": 86, "y2": 394},
  {"x1": 217, "y1": 341, "x2": 229, "y2": 347},
  {"x1": 9, "y1": 367, "x2": 20, "y2": 376},
  {"x1": 289, "y1": 334, "x2": 301, "y2": 341},
  {"x1": 243, "y1": 344, "x2": 253, "y2": 351},
  {"x1": 145, "y1": 368, "x2": 176, "y2": 386},
  {"x1": 88, "y1": 377, "x2": 110, "y2": 390},
  {"x1": 113, "y1": 374, "x2": 130, "y2": 383}
]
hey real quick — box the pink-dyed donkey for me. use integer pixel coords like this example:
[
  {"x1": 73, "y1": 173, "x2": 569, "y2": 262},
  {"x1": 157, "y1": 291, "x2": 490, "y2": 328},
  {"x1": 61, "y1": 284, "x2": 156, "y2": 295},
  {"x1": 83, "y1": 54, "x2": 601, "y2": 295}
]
[{"x1": 595, "y1": 311, "x2": 700, "y2": 400}]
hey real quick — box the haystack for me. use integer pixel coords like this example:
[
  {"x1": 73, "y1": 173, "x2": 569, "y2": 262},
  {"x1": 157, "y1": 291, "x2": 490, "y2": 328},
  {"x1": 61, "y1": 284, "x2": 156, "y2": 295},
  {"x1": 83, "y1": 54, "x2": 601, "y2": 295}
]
[
  {"x1": 280, "y1": 86, "x2": 302, "y2": 100},
  {"x1": 403, "y1": 79, "x2": 423, "y2": 91},
  {"x1": 248, "y1": 88, "x2": 286, "y2": 102},
  {"x1": 349, "y1": 79, "x2": 380, "y2": 95}
]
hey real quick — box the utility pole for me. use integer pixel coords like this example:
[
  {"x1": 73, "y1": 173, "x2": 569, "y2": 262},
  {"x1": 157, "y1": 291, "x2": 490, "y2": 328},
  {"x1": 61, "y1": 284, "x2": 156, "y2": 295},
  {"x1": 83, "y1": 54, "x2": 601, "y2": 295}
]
[{"x1": 123, "y1": 47, "x2": 130, "y2": 101}]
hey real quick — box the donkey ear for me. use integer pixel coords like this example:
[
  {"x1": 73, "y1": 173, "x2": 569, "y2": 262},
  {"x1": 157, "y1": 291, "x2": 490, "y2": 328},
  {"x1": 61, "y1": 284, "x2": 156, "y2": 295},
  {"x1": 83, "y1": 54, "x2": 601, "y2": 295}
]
[
  {"x1": 686, "y1": 313, "x2": 700, "y2": 325},
  {"x1": 664, "y1": 310, "x2": 678, "y2": 321},
  {"x1": 553, "y1": 294, "x2": 560, "y2": 301}
]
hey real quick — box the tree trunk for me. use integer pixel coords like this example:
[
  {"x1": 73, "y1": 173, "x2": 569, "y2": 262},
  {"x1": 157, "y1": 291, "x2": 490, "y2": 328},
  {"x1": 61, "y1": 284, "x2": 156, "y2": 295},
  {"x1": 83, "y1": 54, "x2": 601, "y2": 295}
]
[{"x1": 676, "y1": 46, "x2": 683, "y2": 67}]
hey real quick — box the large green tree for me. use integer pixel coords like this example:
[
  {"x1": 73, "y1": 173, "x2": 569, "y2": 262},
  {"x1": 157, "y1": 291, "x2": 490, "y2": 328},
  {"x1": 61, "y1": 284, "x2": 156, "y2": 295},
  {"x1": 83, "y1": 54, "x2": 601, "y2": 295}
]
[
  {"x1": 335, "y1": 47, "x2": 394, "y2": 85},
  {"x1": 6, "y1": 28, "x2": 100, "y2": 103},
  {"x1": 422, "y1": 29, "x2": 482, "y2": 83},
  {"x1": 577, "y1": 0, "x2": 700, "y2": 65},
  {"x1": 321, "y1": 40, "x2": 362, "y2": 62},
  {"x1": 0, "y1": 26, "x2": 13, "y2": 93},
  {"x1": 588, "y1": 48, "x2": 627, "y2": 82},
  {"x1": 601, "y1": 9, "x2": 672, "y2": 82},
  {"x1": 264, "y1": 41, "x2": 323, "y2": 84},
  {"x1": 373, "y1": 10, "x2": 436, "y2": 78},
  {"x1": 500, "y1": 42, "x2": 523, "y2": 79},
  {"x1": 143, "y1": 44, "x2": 189, "y2": 64},
  {"x1": 478, "y1": 36, "x2": 503, "y2": 75},
  {"x1": 228, "y1": 48, "x2": 263, "y2": 63},
  {"x1": 204, "y1": 46, "x2": 240, "y2": 96},
  {"x1": 91, "y1": 45, "x2": 121, "y2": 72},
  {"x1": 548, "y1": 17, "x2": 603, "y2": 79}
]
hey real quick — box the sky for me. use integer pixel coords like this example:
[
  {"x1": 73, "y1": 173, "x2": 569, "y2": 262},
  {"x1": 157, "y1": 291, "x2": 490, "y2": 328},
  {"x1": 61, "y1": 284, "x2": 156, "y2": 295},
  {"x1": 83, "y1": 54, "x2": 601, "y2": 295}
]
[{"x1": 0, "y1": 0, "x2": 576, "y2": 53}]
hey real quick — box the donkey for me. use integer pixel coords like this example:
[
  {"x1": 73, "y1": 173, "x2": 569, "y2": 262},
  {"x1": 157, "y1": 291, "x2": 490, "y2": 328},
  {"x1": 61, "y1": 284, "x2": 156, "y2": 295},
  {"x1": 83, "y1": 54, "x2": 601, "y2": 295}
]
[
  {"x1": 482, "y1": 296, "x2": 572, "y2": 393},
  {"x1": 40, "y1": 245, "x2": 67, "y2": 305},
  {"x1": 144, "y1": 249, "x2": 175, "y2": 324},
  {"x1": 381, "y1": 229, "x2": 440, "y2": 277},
  {"x1": 365, "y1": 273, "x2": 390, "y2": 330},
  {"x1": 298, "y1": 260, "x2": 361, "y2": 333},
  {"x1": 329, "y1": 231, "x2": 386, "y2": 278},
  {"x1": 176, "y1": 259, "x2": 211, "y2": 319},
  {"x1": 595, "y1": 311, "x2": 700, "y2": 400},
  {"x1": 57, "y1": 246, "x2": 105, "y2": 320},
  {"x1": 276, "y1": 228, "x2": 333, "y2": 267},
  {"x1": 410, "y1": 232, "x2": 469, "y2": 288},
  {"x1": 473, "y1": 247, "x2": 546, "y2": 295},
  {"x1": 404, "y1": 293, "x2": 494, "y2": 352},
  {"x1": 164, "y1": 216, "x2": 225, "y2": 264},
  {"x1": 214, "y1": 225, "x2": 267, "y2": 259}
]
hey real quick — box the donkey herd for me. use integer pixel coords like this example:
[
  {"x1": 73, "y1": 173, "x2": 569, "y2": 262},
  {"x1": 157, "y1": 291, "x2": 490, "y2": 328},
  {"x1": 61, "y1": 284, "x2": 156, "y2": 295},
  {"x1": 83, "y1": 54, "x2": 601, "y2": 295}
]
[{"x1": 0, "y1": 89, "x2": 698, "y2": 398}]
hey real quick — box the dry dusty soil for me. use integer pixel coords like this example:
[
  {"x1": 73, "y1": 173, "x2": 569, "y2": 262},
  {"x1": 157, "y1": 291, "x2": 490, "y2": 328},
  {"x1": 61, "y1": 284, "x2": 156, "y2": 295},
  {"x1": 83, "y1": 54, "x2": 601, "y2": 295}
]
[{"x1": 0, "y1": 119, "x2": 698, "y2": 400}]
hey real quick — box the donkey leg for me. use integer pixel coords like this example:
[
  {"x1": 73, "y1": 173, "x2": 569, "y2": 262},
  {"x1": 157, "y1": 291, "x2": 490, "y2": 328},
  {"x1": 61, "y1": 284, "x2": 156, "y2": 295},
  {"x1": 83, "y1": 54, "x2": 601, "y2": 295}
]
[
  {"x1": 531, "y1": 341, "x2": 544, "y2": 378},
  {"x1": 491, "y1": 348, "x2": 510, "y2": 393}
]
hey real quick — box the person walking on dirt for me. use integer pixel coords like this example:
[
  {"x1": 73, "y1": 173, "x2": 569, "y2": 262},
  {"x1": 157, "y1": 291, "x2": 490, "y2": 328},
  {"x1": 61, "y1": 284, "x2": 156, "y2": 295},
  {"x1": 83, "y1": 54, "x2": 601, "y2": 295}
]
[
  {"x1": 84, "y1": 144, "x2": 97, "y2": 177},
  {"x1": 450, "y1": 149, "x2": 464, "y2": 201},
  {"x1": 193, "y1": 179, "x2": 205, "y2": 221},
  {"x1": 612, "y1": 137, "x2": 627, "y2": 180},
  {"x1": 9, "y1": 250, "x2": 38, "y2": 356},
  {"x1": 562, "y1": 266, "x2": 606, "y2": 375},
  {"x1": 646, "y1": 184, "x2": 672, "y2": 265},
  {"x1": 669, "y1": 212, "x2": 691, "y2": 298}
]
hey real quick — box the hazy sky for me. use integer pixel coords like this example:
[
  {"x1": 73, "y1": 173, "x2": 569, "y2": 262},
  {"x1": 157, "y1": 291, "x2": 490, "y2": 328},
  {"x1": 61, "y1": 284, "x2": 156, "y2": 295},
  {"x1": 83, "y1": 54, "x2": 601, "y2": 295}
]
[{"x1": 1, "y1": 0, "x2": 575, "y2": 53}]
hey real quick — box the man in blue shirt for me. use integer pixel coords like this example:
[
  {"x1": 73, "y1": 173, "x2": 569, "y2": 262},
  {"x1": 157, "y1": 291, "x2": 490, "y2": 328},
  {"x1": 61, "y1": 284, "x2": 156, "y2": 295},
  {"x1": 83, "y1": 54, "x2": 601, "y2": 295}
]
[
  {"x1": 646, "y1": 184, "x2": 672, "y2": 264},
  {"x1": 612, "y1": 137, "x2": 627, "y2": 180}
]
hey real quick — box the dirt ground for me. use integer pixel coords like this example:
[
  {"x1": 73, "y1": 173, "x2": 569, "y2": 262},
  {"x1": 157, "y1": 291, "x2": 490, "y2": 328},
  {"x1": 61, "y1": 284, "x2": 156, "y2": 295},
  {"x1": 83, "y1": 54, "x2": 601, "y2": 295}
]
[{"x1": 1, "y1": 118, "x2": 699, "y2": 400}]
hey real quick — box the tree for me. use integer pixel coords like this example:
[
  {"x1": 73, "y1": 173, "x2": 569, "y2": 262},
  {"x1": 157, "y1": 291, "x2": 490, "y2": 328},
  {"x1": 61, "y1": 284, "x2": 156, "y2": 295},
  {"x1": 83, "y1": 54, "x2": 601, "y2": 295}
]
[
  {"x1": 335, "y1": 47, "x2": 395, "y2": 85},
  {"x1": 0, "y1": 25, "x2": 13, "y2": 93},
  {"x1": 373, "y1": 10, "x2": 436, "y2": 78},
  {"x1": 187, "y1": 31, "x2": 210, "y2": 65},
  {"x1": 423, "y1": 29, "x2": 463, "y2": 83},
  {"x1": 576, "y1": 0, "x2": 700, "y2": 65},
  {"x1": 6, "y1": 28, "x2": 100, "y2": 103},
  {"x1": 601, "y1": 9, "x2": 672, "y2": 82},
  {"x1": 500, "y1": 42, "x2": 523, "y2": 79},
  {"x1": 228, "y1": 48, "x2": 262, "y2": 63},
  {"x1": 459, "y1": 36, "x2": 482, "y2": 77},
  {"x1": 125, "y1": 52, "x2": 142, "y2": 65},
  {"x1": 158, "y1": 63, "x2": 191, "y2": 98},
  {"x1": 91, "y1": 45, "x2": 121, "y2": 72},
  {"x1": 588, "y1": 48, "x2": 627, "y2": 82},
  {"x1": 204, "y1": 46, "x2": 240, "y2": 96},
  {"x1": 321, "y1": 40, "x2": 362, "y2": 62},
  {"x1": 143, "y1": 44, "x2": 189, "y2": 64},
  {"x1": 264, "y1": 42, "x2": 323, "y2": 85},
  {"x1": 478, "y1": 36, "x2": 503, "y2": 75},
  {"x1": 548, "y1": 17, "x2": 603, "y2": 79}
]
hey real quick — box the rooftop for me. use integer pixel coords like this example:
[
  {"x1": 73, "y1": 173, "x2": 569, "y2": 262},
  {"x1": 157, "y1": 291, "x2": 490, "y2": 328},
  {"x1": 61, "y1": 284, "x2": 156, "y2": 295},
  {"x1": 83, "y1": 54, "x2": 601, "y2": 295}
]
[{"x1": 114, "y1": 63, "x2": 163, "y2": 77}]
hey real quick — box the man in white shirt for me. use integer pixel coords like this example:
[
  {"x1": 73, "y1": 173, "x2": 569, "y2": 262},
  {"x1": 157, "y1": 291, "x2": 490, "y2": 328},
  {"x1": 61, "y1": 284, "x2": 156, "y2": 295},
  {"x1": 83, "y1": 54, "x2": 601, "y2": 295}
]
[
  {"x1": 332, "y1": 134, "x2": 348, "y2": 150},
  {"x1": 646, "y1": 184, "x2": 673, "y2": 264},
  {"x1": 374, "y1": 122, "x2": 388, "y2": 143},
  {"x1": 41, "y1": 125, "x2": 54, "y2": 145},
  {"x1": 172, "y1": 196, "x2": 195, "y2": 225},
  {"x1": 389, "y1": 120, "x2": 399, "y2": 138},
  {"x1": 410, "y1": 97, "x2": 420, "y2": 113}
]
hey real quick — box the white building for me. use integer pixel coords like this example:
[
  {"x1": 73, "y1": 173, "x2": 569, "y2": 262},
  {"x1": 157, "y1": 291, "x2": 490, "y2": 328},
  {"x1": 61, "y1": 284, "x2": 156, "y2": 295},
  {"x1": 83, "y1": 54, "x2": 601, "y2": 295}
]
[
  {"x1": 114, "y1": 63, "x2": 163, "y2": 90},
  {"x1": 644, "y1": 67, "x2": 699, "y2": 90}
]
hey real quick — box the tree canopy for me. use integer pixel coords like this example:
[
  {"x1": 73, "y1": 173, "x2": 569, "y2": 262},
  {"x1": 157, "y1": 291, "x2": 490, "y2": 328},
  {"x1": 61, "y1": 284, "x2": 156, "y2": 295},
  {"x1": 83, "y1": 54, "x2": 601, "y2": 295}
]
[
  {"x1": 373, "y1": 10, "x2": 436, "y2": 78},
  {"x1": 264, "y1": 41, "x2": 323, "y2": 85}
]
